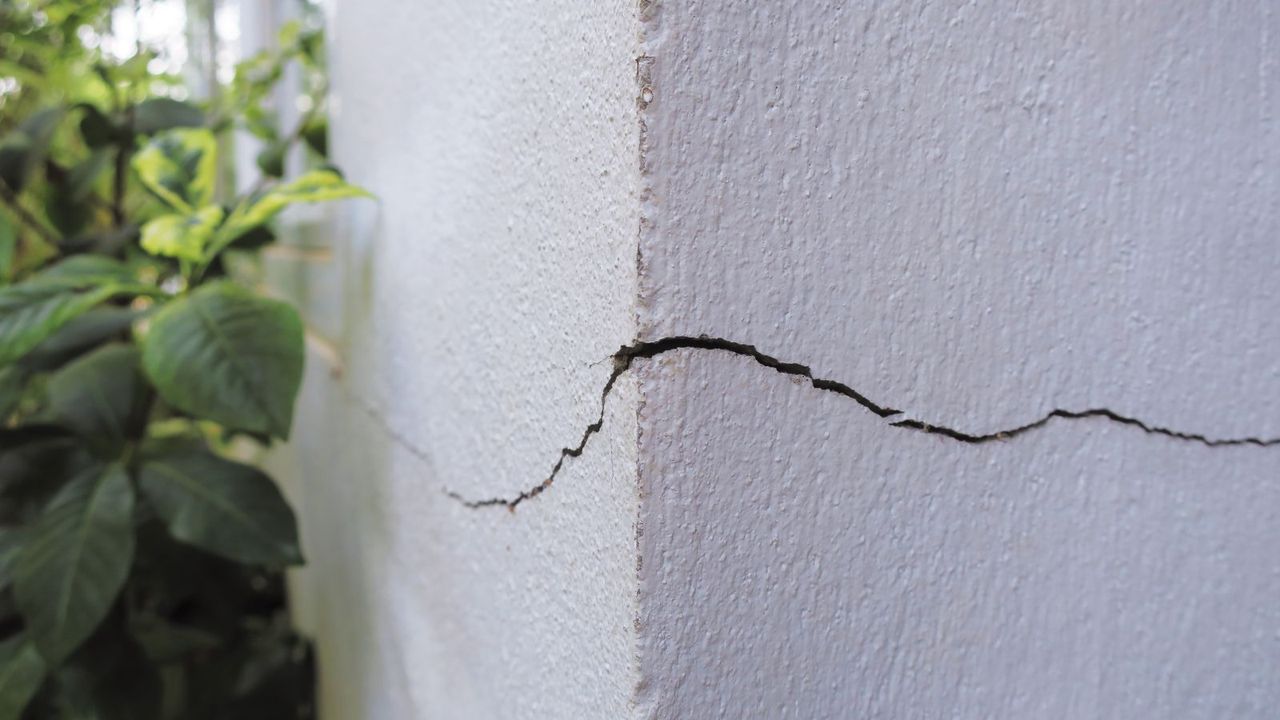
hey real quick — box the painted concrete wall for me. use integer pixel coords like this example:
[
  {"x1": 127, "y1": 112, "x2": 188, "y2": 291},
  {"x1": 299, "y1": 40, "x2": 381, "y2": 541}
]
[
  {"x1": 269, "y1": 0, "x2": 643, "y2": 717},
  {"x1": 274, "y1": 1, "x2": 1280, "y2": 718},
  {"x1": 635, "y1": 1, "x2": 1280, "y2": 717}
]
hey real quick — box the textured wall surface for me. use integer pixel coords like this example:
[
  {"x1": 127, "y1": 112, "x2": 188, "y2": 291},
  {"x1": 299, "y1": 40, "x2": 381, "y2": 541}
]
[
  {"x1": 278, "y1": 1, "x2": 1280, "y2": 718},
  {"x1": 639, "y1": 1, "x2": 1280, "y2": 434},
  {"x1": 270, "y1": 0, "x2": 644, "y2": 717},
  {"x1": 635, "y1": 1, "x2": 1280, "y2": 718}
]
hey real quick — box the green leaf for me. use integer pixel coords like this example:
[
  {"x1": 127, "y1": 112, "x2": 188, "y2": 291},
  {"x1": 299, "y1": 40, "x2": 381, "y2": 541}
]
[
  {"x1": 133, "y1": 97, "x2": 204, "y2": 135},
  {"x1": 216, "y1": 634, "x2": 314, "y2": 720},
  {"x1": 139, "y1": 446, "x2": 302, "y2": 566},
  {"x1": 0, "y1": 426, "x2": 91, "y2": 515},
  {"x1": 129, "y1": 613, "x2": 220, "y2": 663},
  {"x1": 34, "y1": 256, "x2": 136, "y2": 287},
  {"x1": 77, "y1": 105, "x2": 118, "y2": 149},
  {"x1": 139, "y1": 206, "x2": 224, "y2": 262},
  {"x1": 131, "y1": 129, "x2": 218, "y2": 212},
  {"x1": 225, "y1": 225, "x2": 275, "y2": 252},
  {"x1": 220, "y1": 170, "x2": 369, "y2": 243},
  {"x1": 65, "y1": 223, "x2": 141, "y2": 258},
  {"x1": 128, "y1": 519, "x2": 269, "y2": 642},
  {"x1": 0, "y1": 367, "x2": 25, "y2": 419},
  {"x1": 0, "y1": 137, "x2": 33, "y2": 193},
  {"x1": 0, "y1": 635, "x2": 46, "y2": 720},
  {"x1": 50, "y1": 620, "x2": 161, "y2": 720},
  {"x1": 42, "y1": 150, "x2": 112, "y2": 238},
  {"x1": 0, "y1": 257, "x2": 136, "y2": 365},
  {"x1": 0, "y1": 107, "x2": 63, "y2": 192},
  {"x1": 141, "y1": 282, "x2": 303, "y2": 438},
  {"x1": 301, "y1": 117, "x2": 328, "y2": 157},
  {"x1": 45, "y1": 345, "x2": 149, "y2": 458},
  {"x1": 255, "y1": 143, "x2": 285, "y2": 178},
  {"x1": 0, "y1": 528, "x2": 27, "y2": 590},
  {"x1": 0, "y1": 215, "x2": 15, "y2": 283},
  {"x1": 65, "y1": 150, "x2": 113, "y2": 202},
  {"x1": 0, "y1": 283, "x2": 123, "y2": 365},
  {"x1": 43, "y1": 189, "x2": 92, "y2": 238},
  {"x1": 18, "y1": 306, "x2": 136, "y2": 373},
  {"x1": 13, "y1": 464, "x2": 136, "y2": 665},
  {"x1": 276, "y1": 20, "x2": 304, "y2": 49}
]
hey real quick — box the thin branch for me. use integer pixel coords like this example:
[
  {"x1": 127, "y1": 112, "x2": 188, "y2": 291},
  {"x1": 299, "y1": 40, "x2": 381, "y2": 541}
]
[
  {"x1": 112, "y1": 107, "x2": 135, "y2": 229},
  {"x1": 245, "y1": 81, "x2": 328, "y2": 199}
]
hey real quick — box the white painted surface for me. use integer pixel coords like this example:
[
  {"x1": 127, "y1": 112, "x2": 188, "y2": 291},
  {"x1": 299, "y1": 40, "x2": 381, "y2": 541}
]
[
  {"x1": 272, "y1": 0, "x2": 643, "y2": 717},
  {"x1": 636, "y1": 352, "x2": 1280, "y2": 718},
  {"x1": 636, "y1": 1, "x2": 1280, "y2": 718},
  {"x1": 640, "y1": 1, "x2": 1280, "y2": 439},
  {"x1": 278, "y1": 1, "x2": 1280, "y2": 718}
]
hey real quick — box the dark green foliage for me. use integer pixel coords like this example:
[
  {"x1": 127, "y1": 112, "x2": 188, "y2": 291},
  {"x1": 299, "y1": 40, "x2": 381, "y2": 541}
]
[
  {"x1": 0, "y1": 281, "x2": 128, "y2": 365},
  {"x1": 0, "y1": 109, "x2": 64, "y2": 193},
  {"x1": 255, "y1": 144, "x2": 286, "y2": 179},
  {"x1": 0, "y1": 638, "x2": 44, "y2": 719},
  {"x1": 13, "y1": 464, "x2": 135, "y2": 665},
  {"x1": 142, "y1": 283, "x2": 304, "y2": 439},
  {"x1": 44, "y1": 345, "x2": 149, "y2": 457},
  {"x1": 0, "y1": 7, "x2": 364, "y2": 718},
  {"x1": 139, "y1": 445, "x2": 303, "y2": 567},
  {"x1": 132, "y1": 99, "x2": 205, "y2": 136}
]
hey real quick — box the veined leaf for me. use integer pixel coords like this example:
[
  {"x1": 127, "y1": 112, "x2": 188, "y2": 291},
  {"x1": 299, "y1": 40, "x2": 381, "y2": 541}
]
[
  {"x1": 139, "y1": 206, "x2": 224, "y2": 262},
  {"x1": 219, "y1": 170, "x2": 369, "y2": 247},
  {"x1": 141, "y1": 282, "x2": 303, "y2": 438},
  {"x1": 132, "y1": 128, "x2": 218, "y2": 212},
  {"x1": 18, "y1": 306, "x2": 136, "y2": 373},
  {"x1": 13, "y1": 464, "x2": 136, "y2": 664},
  {"x1": 0, "y1": 283, "x2": 123, "y2": 365},
  {"x1": 140, "y1": 446, "x2": 302, "y2": 566},
  {"x1": 0, "y1": 257, "x2": 141, "y2": 365},
  {"x1": 45, "y1": 344, "x2": 149, "y2": 458},
  {"x1": 34, "y1": 256, "x2": 136, "y2": 287},
  {"x1": 0, "y1": 528, "x2": 26, "y2": 590},
  {"x1": 0, "y1": 635, "x2": 45, "y2": 720}
]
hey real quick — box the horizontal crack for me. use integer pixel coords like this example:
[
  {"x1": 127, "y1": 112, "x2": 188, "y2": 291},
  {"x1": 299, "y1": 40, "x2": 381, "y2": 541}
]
[{"x1": 446, "y1": 335, "x2": 1280, "y2": 510}]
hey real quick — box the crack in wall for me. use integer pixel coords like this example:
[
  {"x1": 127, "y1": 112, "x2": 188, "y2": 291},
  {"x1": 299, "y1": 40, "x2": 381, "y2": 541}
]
[{"x1": 445, "y1": 335, "x2": 1280, "y2": 510}]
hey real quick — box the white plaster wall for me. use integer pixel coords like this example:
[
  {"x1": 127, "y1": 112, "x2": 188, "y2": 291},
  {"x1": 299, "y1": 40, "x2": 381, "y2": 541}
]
[
  {"x1": 274, "y1": 1, "x2": 1280, "y2": 718},
  {"x1": 271, "y1": 0, "x2": 644, "y2": 717},
  {"x1": 635, "y1": 1, "x2": 1280, "y2": 718}
]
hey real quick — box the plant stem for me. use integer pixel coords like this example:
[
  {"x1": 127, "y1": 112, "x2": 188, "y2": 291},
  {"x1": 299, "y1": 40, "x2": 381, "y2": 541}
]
[
  {"x1": 112, "y1": 151, "x2": 128, "y2": 227},
  {"x1": 113, "y1": 107, "x2": 135, "y2": 229},
  {"x1": 192, "y1": 84, "x2": 328, "y2": 285},
  {"x1": 0, "y1": 179, "x2": 59, "y2": 245},
  {"x1": 245, "y1": 81, "x2": 328, "y2": 199}
]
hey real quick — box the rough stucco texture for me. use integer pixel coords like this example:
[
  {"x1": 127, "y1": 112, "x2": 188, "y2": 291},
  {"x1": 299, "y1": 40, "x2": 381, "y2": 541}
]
[
  {"x1": 272, "y1": 0, "x2": 643, "y2": 717},
  {"x1": 635, "y1": 2, "x2": 1280, "y2": 718},
  {"x1": 277, "y1": 1, "x2": 1280, "y2": 718}
]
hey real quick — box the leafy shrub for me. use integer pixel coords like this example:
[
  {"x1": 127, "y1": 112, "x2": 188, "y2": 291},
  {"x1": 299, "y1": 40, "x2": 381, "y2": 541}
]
[{"x1": 0, "y1": 4, "x2": 366, "y2": 717}]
